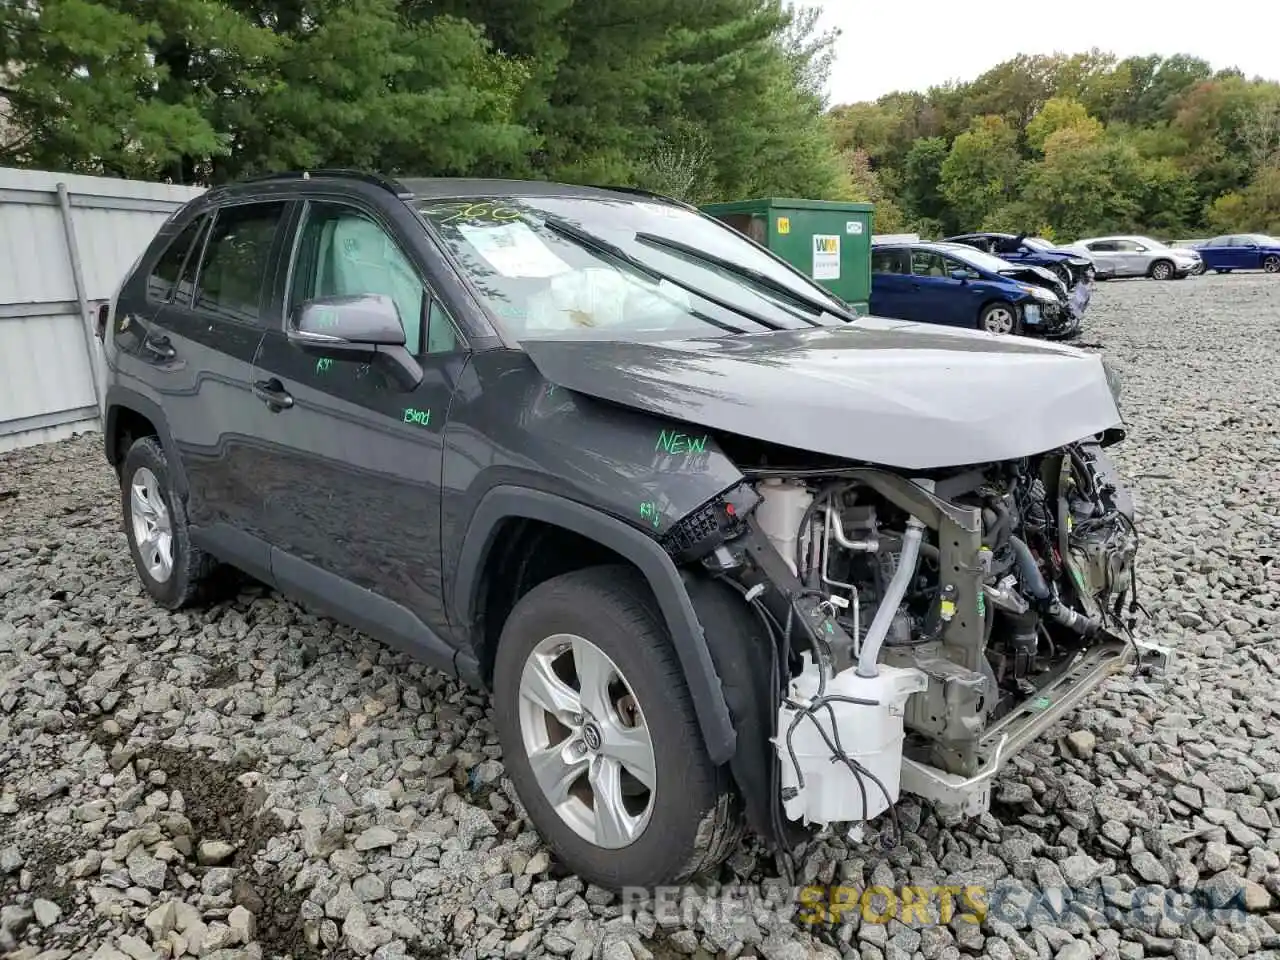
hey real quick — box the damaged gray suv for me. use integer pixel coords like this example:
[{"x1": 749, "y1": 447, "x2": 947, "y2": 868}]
[{"x1": 98, "y1": 171, "x2": 1167, "y2": 891}]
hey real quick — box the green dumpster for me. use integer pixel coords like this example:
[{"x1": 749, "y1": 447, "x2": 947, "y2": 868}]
[{"x1": 701, "y1": 198, "x2": 874, "y2": 315}]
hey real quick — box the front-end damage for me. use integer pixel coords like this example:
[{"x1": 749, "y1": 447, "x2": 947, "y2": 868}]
[
  {"x1": 521, "y1": 324, "x2": 1167, "y2": 850},
  {"x1": 658, "y1": 438, "x2": 1168, "y2": 846}
]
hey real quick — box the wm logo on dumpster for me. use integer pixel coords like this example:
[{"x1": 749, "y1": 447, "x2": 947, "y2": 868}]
[{"x1": 814, "y1": 237, "x2": 839, "y2": 254}]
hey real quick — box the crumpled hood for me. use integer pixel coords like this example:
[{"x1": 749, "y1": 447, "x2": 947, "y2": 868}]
[{"x1": 521, "y1": 317, "x2": 1125, "y2": 470}]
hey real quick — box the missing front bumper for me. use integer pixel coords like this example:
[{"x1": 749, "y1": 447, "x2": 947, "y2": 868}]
[{"x1": 899, "y1": 633, "x2": 1169, "y2": 814}]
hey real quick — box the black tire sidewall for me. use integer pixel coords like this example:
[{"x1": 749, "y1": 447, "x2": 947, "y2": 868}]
[
  {"x1": 120, "y1": 438, "x2": 196, "y2": 609},
  {"x1": 492, "y1": 569, "x2": 722, "y2": 889}
]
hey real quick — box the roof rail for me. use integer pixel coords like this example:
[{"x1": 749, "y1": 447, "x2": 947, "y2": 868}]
[
  {"x1": 239, "y1": 169, "x2": 416, "y2": 199},
  {"x1": 586, "y1": 184, "x2": 697, "y2": 211}
]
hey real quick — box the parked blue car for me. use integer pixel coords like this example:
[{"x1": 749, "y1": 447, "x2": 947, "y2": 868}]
[
  {"x1": 871, "y1": 241, "x2": 1082, "y2": 338},
  {"x1": 943, "y1": 232, "x2": 1101, "y2": 285},
  {"x1": 1192, "y1": 234, "x2": 1280, "y2": 274}
]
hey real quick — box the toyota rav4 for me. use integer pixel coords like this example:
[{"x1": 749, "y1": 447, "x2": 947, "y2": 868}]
[{"x1": 98, "y1": 170, "x2": 1166, "y2": 891}]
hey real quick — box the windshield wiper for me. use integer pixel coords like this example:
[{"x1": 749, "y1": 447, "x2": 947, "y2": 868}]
[
  {"x1": 635, "y1": 232, "x2": 855, "y2": 325},
  {"x1": 536, "y1": 215, "x2": 785, "y2": 332}
]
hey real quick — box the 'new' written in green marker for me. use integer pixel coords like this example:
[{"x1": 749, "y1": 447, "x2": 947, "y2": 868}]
[{"x1": 656, "y1": 429, "x2": 708, "y2": 455}]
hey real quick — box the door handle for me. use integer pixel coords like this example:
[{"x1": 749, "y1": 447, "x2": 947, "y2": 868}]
[{"x1": 253, "y1": 379, "x2": 294, "y2": 410}]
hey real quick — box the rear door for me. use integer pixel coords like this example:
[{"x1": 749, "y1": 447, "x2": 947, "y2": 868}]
[
  {"x1": 1227, "y1": 236, "x2": 1258, "y2": 269},
  {"x1": 1083, "y1": 240, "x2": 1121, "y2": 276},
  {"x1": 1198, "y1": 237, "x2": 1228, "y2": 270},
  {"x1": 869, "y1": 246, "x2": 912, "y2": 319},
  {"x1": 146, "y1": 198, "x2": 292, "y2": 582},
  {"x1": 246, "y1": 195, "x2": 470, "y2": 661}
]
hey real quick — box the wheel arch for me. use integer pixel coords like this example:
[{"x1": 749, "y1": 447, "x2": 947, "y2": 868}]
[
  {"x1": 452, "y1": 485, "x2": 737, "y2": 766},
  {"x1": 103, "y1": 386, "x2": 189, "y2": 498}
]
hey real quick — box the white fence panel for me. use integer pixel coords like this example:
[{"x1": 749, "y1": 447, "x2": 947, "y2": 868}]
[{"x1": 0, "y1": 168, "x2": 205, "y2": 453}]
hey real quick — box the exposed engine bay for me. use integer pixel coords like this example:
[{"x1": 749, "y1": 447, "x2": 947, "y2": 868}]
[{"x1": 669, "y1": 437, "x2": 1154, "y2": 840}]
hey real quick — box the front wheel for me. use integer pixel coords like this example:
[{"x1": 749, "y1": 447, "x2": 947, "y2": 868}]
[
  {"x1": 1264, "y1": 255, "x2": 1280, "y2": 274},
  {"x1": 1149, "y1": 260, "x2": 1175, "y2": 280},
  {"x1": 1052, "y1": 264, "x2": 1074, "y2": 287},
  {"x1": 492, "y1": 566, "x2": 741, "y2": 889},
  {"x1": 978, "y1": 301, "x2": 1020, "y2": 335}
]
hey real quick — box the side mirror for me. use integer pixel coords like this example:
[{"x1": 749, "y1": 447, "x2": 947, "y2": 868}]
[
  {"x1": 950, "y1": 269, "x2": 972, "y2": 282},
  {"x1": 288, "y1": 294, "x2": 424, "y2": 391}
]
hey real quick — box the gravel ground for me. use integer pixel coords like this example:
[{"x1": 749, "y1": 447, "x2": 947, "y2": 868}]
[{"x1": 3, "y1": 273, "x2": 1280, "y2": 960}]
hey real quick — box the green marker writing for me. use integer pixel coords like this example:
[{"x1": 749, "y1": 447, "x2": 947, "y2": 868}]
[
  {"x1": 656, "y1": 429, "x2": 709, "y2": 456},
  {"x1": 403, "y1": 407, "x2": 431, "y2": 427}
]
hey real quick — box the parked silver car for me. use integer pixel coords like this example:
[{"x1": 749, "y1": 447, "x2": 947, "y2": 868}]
[{"x1": 1064, "y1": 235, "x2": 1201, "y2": 280}]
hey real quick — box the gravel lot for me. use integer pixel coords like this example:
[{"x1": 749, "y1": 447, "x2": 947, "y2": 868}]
[{"x1": 3, "y1": 273, "x2": 1280, "y2": 960}]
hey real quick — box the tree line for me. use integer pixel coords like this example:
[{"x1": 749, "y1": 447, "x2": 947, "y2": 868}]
[
  {"x1": 831, "y1": 51, "x2": 1280, "y2": 239},
  {"x1": 0, "y1": 0, "x2": 847, "y2": 203},
  {"x1": 3, "y1": 9, "x2": 1279, "y2": 239}
]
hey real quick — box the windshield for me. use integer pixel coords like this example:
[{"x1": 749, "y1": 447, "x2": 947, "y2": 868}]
[{"x1": 416, "y1": 195, "x2": 850, "y2": 340}]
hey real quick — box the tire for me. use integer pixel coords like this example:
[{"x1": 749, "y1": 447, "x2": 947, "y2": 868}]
[
  {"x1": 978, "y1": 301, "x2": 1020, "y2": 335},
  {"x1": 1052, "y1": 263, "x2": 1073, "y2": 287},
  {"x1": 1149, "y1": 259, "x2": 1175, "y2": 281},
  {"x1": 493, "y1": 565, "x2": 741, "y2": 889},
  {"x1": 1264, "y1": 255, "x2": 1280, "y2": 274},
  {"x1": 120, "y1": 436, "x2": 218, "y2": 609}
]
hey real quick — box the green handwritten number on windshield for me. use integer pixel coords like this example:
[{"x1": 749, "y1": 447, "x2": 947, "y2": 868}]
[
  {"x1": 315, "y1": 357, "x2": 333, "y2": 375},
  {"x1": 656, "y1": 429, "x2": 709, "y2": 456}
]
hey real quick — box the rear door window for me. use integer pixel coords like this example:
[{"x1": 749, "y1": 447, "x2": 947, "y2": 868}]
[
  {"x1": 192, "y1": 202, "x2": 288, "y2": 325},
  {"x1": 146, "y1": 216, "x2": 206, "y2": 303},
  {"x1": 871, "y1": 248, "x2": 908, "y2": 274}
]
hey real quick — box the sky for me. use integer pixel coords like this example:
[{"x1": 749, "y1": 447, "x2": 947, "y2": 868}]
[{"x1": 813, "y1": 1, "x2": 1280, "y2": 105}]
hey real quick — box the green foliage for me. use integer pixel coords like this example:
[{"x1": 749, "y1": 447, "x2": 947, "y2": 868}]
[
  {"x1": 1, "y1": 0, "x2": 850, "y2": 204},
  {"x1": 826, "y1": 51, "x2": 1280, "y2": 240},
  {"x1": 940, "y1": 115, "x2": 1022, "y2": 228},
  {"x1": 1208, "y1": 167, "x2": 1280, "y2": 234}
]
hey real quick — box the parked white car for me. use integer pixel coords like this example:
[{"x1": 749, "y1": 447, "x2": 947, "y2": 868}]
[{"x1": 1064, "y1": 235, "x2": 1202, "y2": 280}]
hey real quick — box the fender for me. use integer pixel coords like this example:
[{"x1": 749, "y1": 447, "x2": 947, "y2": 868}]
[
  {"x1": 453, "y1": 485, "x2": 737, "y2": 766},
  {"x1": 102, "y1": 385, "x2": 189, "y2": 499}
]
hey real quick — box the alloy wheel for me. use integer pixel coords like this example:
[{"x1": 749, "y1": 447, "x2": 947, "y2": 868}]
[
  {"x1": 517, "y1": 633, "x2": 657, "y2": 849},
  {"x1": 1152, "y1": 262, "x2": 1172, "y2": 280},
  {"x1": 129, "y1": 466, "x2": 174, "y2": 582},
  {"x1": 1265, "y1": 256, "x2": 1280, "y2": 274},
  {"x1": 982, "y1": 305, "x2": 1016, "y2": 334}
]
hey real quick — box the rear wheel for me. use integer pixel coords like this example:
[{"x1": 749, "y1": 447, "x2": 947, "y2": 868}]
[
  {"x1": 978, "y1": 301, "x2": 1019, "y2": 335},
  {"x1": 1264, "y1": 255, "x2": 1280, "y2": 274},
  {"x1": 1149, "y1": 260, "x2": 1175, "y2": 280},
  {"x1": 492, "y1": 566, "x2": 741, "y2": 889},
  {"x1": 120, "y1": 437, "x2": 218, "y2": 609}
]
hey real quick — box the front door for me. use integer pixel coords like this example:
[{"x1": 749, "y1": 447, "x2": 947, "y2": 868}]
[
  {"x1": 908, "y1": 248, "x2": 966, "y2": 326},
  {"x1": 246, "y1": 198, "x2": 470, "y2": 666}
]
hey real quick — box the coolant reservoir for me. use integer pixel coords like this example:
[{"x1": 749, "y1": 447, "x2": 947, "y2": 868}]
[
  {"x1": 754, "y1": 480, "x2": 813, "y2": 575},
  {"x1": 775, "y1": 654, "x2": 928, "y2": 827}
]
